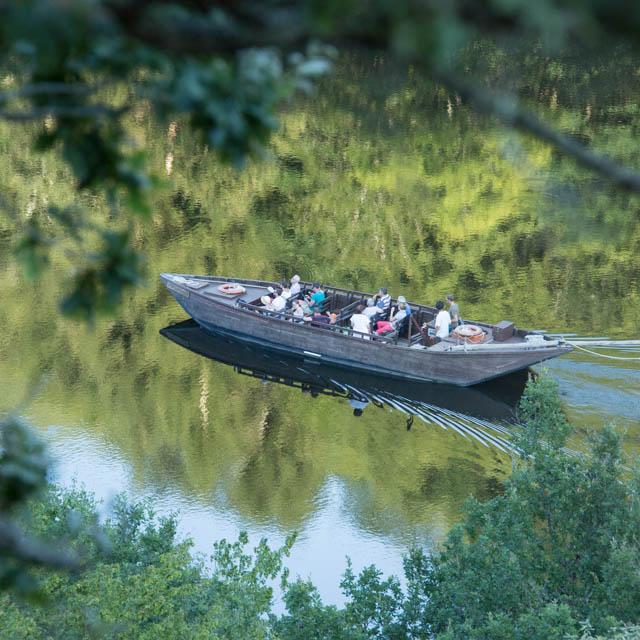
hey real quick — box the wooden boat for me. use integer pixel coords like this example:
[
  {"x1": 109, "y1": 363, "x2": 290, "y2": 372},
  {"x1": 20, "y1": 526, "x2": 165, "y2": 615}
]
[{"x1": 161, "y1": 274, "x2": 573, "y2": 387}]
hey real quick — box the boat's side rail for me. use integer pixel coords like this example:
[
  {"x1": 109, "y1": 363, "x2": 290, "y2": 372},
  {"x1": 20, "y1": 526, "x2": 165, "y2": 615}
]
[
  {"x1": 234, "y1": 299, "x2": 396, "y2": 344},
  {"x1": 179, "y1": 274, "x2": 511, "y2": 335}
]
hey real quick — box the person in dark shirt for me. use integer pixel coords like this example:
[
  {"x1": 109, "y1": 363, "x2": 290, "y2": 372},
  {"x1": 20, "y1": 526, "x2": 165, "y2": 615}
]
[
  {"x1": 311, "y1": 310, "x2": 331, "y2": 326},
  {"x1": 447, "y1": 294, "x2": 460, "y2": 329}
]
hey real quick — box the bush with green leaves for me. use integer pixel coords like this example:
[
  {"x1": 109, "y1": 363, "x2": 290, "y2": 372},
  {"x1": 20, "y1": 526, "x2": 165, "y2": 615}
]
[{"x1": 2, "y1": 375, "x2": 640, "y2": 638}]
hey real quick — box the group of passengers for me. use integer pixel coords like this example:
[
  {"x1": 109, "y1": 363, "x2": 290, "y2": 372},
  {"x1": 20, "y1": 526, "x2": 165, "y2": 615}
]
[
  {"x1": 260, "y1": 276, "x2": 332, "y2": 327},
  {"x1": 260, "y1": 276, "x2": 461, "y2": 343},
  {"x1": 348, "y1": 287, "x2": 411, "y2": 338}
]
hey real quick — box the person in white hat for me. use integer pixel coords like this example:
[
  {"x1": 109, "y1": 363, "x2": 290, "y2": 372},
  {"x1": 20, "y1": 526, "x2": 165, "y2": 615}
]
[
  {"x1": 290, "y1": 275, "x2": 301, "y2": 297},
  {"x1": 397, "y1": 295, "x2": 411, "y2": 316}
]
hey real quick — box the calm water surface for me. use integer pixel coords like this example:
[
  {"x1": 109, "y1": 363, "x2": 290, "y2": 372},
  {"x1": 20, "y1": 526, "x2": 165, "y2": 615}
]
[{"x1": 0, "y1": 48, "x2": 639, "y2": 603}]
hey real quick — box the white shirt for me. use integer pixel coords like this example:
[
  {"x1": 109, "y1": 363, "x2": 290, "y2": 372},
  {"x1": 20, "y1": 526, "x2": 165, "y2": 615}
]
[
  {"x1": 435, "y1": 310, "x2": 451, "y2": 339},
  {"x1": 281, "y1": 289, "x2": 291, "y2": 300},
  {"x1": 363, "y1": 306, "x2": 379, "y2": 319},
  {"x1": 290, "y1": 282, "x2": 301, "y2": 296},
  {"x1": 271, "y1": 296, "x2": 286, "y2": 312},
  {"x1": 350, "y1": 313, "x2": 371, "y2": 336}
]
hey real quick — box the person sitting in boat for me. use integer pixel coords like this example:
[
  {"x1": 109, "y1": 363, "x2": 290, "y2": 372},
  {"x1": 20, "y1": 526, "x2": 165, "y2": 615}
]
[
  {"x1": 362, "y1": 298, "x2": 380, "y2": 323},
  {"x1": 350, "y1": 304, "x2": 371, "y2": 339},
  {"x1": 281, "y1": 283, "x2": 292, "y2": 300},
  {"x1": 289, "y1": 275, "x2": 301, "y2": 298},
  {"x1": 271, "y1": 288, "x2": 287, "y2": 313},
  {"x1": 374, "y1": 302, "x2": 408, "y2": 335},
  {"x1": 434, "y1": 300, "x2": 452, "y2": 342},
  {"x1": 311, "y1": 309, "x2": 331, "y2": 326},
  {"x1": 397, "y1": 295, "x2": 411, "y2": 316},
  {"x1": 292, "y1": 299, "x2": 306, "y2": 321},
  {"x1": 374, "y1": 287, "x2": 391, "y2": 318},
  {"x1": 308, "y1": 283, "x2": 326, "y2": 310},
  {"x1": 260, "y1": 295, "x2": 274, "y2": 311},
  {"x1": 446, "y1": 294, "x2": 460, "y2": 329}
]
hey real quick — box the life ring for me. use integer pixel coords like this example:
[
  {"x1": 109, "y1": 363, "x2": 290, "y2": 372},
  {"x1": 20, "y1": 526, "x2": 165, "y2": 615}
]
[
  {"x1": 218, "y1": 283, "x2": 246, "y2": 296},
  {"x1": 453, "y1": 324, "x2": 485, "y2": 344}
]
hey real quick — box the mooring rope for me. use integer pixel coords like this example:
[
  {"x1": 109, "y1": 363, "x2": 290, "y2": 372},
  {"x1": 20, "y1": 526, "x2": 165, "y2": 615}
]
[{"x1": 568, "y1": 342, "x2": 640, "y2": 361}]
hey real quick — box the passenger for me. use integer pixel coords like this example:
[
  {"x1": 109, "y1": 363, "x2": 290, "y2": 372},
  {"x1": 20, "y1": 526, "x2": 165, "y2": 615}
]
[
  {"x1": 350, "y1": 304, "x2": 371, "y2": 339},
  {"x1": 397, "y1": 295, "x2": 411, "y2": 316},
  {"x1": 308, "y1": 283, "x2": 326, "y2": 309},
  {"x1": 374, "y1": 287, "x2": 391, "y2": 317},
  {"x1": 329, "y1": 312, "x2": 339, "y2": 325},
  {"x1": 281, "y1": 283, "x2": 292, "y2": 300},
  {"x1": 292, "y1": 299, "x2": 305, "y2": 321},
  {"x1": 446, "y1": 294, "x2": 460, "y2": 329},
  {"x1": 362, "y1": 298, "x2": 379, "y2": 321},
  {"x1": 290, "y1": 275, "x2": 301, "y2": 297},
  {"x1": 434, "y1": 300, "x2": 452, "y2": 341},
  {"x1": 312, "y1": 309, "x2": 331, "y2": 326},
  {"x1": 271, "y1": 289, "x2": 286, "y2": 313},
  {"x1": 296, "y1": 297, "x2": 311, "y2": 316},
  {"x1": 374, "y1": 302, "x2": 408, "y2": 335},
  {"x1": 260, "y1": 295, "x2": 274, "y2": 311}
]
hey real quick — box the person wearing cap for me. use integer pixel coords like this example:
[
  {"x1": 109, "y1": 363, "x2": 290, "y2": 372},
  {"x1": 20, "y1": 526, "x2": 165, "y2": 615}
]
[
  {"x1": 397, "y1": 295, "x2": 411, "y2": 316},
  {"x1": 434, "y1": 300, "x2": 452, "y2": 341},
  {"x1": 375, "y1": 302, "x2": 408, "y2": 335},
  {"x1": 260, "y1": 295, "x2": 274, "y2": 311},
  {"x1": 447, "y1": 294, "x2": 460, "y2": 329},
  {"x1": 290, "y1": 275, "x2": 301, "y2": 297}
]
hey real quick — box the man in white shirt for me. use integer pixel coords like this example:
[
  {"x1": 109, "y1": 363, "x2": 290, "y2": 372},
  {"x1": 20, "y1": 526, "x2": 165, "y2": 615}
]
[
  {"x1": 350, "y1": 304, "x2": 371, "y2": 339},
  {"x1": 434, "y1": 300, "x2": 451, "y2": 341}
]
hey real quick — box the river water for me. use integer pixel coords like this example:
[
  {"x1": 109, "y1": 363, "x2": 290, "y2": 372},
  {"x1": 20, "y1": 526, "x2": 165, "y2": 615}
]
[{"x1": 0, "y1": 48, "x2": 639, "y2": 603}]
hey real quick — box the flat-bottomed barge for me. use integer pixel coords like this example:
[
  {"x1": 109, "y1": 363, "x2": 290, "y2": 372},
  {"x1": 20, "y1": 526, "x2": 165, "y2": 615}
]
[{"x1": 161, "y1": 274, "x2": 572, "y2": 387}]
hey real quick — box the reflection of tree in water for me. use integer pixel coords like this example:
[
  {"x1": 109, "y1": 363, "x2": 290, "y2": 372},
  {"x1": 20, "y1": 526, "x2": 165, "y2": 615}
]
[{"x1": 1, "y1": 47, "x2": 639, "y2": 539}]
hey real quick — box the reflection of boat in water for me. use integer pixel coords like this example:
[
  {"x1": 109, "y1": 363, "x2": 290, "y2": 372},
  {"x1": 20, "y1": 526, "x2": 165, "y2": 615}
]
[
  {"x1": 161, "y1": 319, "x2": 528, "y2": 452},
  {"x1": 161, "y1": 274, "x2": 572, "y2": 386}
]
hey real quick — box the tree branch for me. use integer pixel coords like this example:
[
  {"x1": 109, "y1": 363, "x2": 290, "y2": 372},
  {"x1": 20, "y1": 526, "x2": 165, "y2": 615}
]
[
  {"x1": 0, "y1": 517, "x2": 80, "y2": 571},
  {"x1": 435, "y1": 71, "x2": 640, "y2": 192}
]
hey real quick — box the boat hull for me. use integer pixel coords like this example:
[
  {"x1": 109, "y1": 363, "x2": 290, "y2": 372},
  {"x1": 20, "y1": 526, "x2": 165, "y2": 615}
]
[{"x1": 162, "y1": 275, "x2": 572, "y2": 387}]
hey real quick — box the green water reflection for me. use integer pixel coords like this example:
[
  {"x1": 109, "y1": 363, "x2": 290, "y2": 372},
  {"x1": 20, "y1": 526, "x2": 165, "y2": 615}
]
[{"x1": 0, "y1": 48, "x2": 639, "y2": 568}]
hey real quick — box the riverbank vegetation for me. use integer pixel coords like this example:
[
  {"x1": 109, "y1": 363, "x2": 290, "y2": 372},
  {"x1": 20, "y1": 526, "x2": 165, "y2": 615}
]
[{"x1": 1, "y1": 376, "x2": 639, "y2": 639}]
